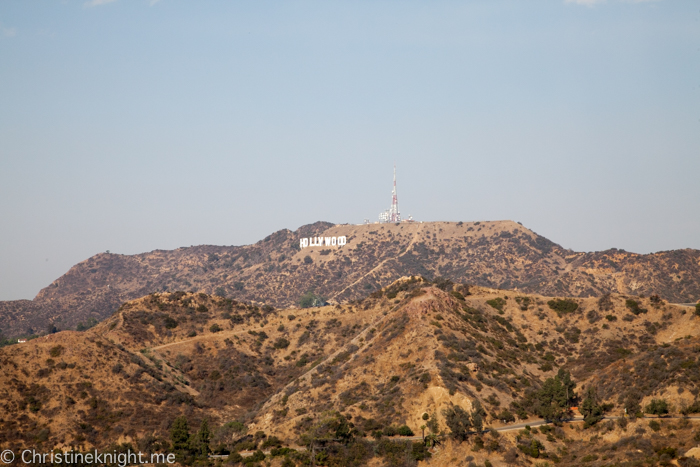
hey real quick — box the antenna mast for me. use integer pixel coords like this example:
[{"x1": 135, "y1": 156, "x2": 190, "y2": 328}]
[
  {"x1": 390, "y1": 165, "x2": 400, "y2": 222},
  {"x1": 379, "y1": 165, "x2": 401, "y2": 223}
]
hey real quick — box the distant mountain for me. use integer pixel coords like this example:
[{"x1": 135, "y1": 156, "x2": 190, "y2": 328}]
[{"x1": 1, "y1": 220, "x2": 698, "y2": 338}]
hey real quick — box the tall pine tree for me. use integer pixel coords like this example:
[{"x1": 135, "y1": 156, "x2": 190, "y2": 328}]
[
  {"x1": 170, "y1": 416, "x2": 191, "y2": 454},
  {"x1": 195, "y1": 418, "x2": 211, "y2": 457},
  {"x1": 580, "y1": 387, "x2": 604, "y2": 427}
]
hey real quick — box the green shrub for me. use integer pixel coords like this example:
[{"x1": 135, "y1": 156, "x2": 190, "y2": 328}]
[
  {"x1": 273, "y1": 337, "x2": 290, "y2": 349},
  {"x1": 547, "y1": 299, "x2": 578, "y2": 315},
  {"x1": 295, "y1": 354, "x2": 309, "y2": 367},
  {"x1": 649, "y1": 420, "x2": 661, "y2": 432},
  {"x1": 27, "y1": 396, "x2": 42, "y2": 413},
  {"x1": 397, "y1": 425, "x2": 414, "y2": 436},
  {"x1": 243, "y1": 450, "x2": 265, "y2": 464},
  {"x1": 598, "y1": 293, "x2": 613, "y2": 311},
  {"x1": 433, "y1": 277, "x2": 454, "y2": 291},
  {"x1": 260, "y1": 436, "x2": 282, "y2": 449},
  {"x1": 227, "y1": 452, "x2": 243, "y2": 463},
  {"x1": 299, "y1": 291, "x2": 326, "y2": 308},
  {"x1": 626, "y1": 299, "x2": 647, "y2": 315},
  {"x1": 521, "y1": 369, "x2": 576, "y2": 422},
  {"x1": 497, "y1": 410, "x2": 515, "y2": 423},
  {"x1": 411, "y1": 442, "x2": 431, "y2": 461},
  {"x1": 515, "y1": 296, "x2": 531, "y2": 311},
  {"x1": 164, "y1": 316, "x2": 178, "y2": 329},
  {"x1": 695, "y1": 303, "x2": 700, "y2": 317},
  {"x1": 487, "y1": 298, "x2": 506, "y2": 312},
  {"x1": 76, "y1": 317, "x2": 98, "y2": 332},
  {"x1": 209, "y1": 324, "x2": 222, "y2": 333},
  {"x1": 443, "y1": 406, "x2": 472, "y2": 441},
  {"x1": 605, "y1": 314, "x2": 617, "y2": 322},
  {"x1": 645, "y1": 398, "x2": 669, "y2": 415},
  {"x1": 49, "y1": 345, "x2": 63, "y2": 357},
  {"x1": 451, "y1": 291, "x2": 465, "y2": 301},
  {"x1": 518, "y1": 439, "x2": 544, "y2": 458},
  {"x1": 681, "y1": 400, "x2": 700, "y2": 415},
  {"x1": 270, "y1": 447, "x2": 296, "y2": 457}
]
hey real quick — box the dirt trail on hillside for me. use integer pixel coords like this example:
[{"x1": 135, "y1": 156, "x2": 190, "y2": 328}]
[{"x1": 330, "y1": 225, "x2": 425, "y2": 300}]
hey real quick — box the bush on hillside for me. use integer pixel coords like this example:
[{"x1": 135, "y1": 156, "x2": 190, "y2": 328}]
[
  {"x1": 645, "y1": 399, "x2": 669, "y2": 415},
  {"x1": 76, "y1": 317, "x2": 98, "y2": 332},
  {"x1": 497, "y1": 410, "x2": 516, "y2": 423},
  {"x1": 515, "y1": 296, "x2": 531, "y2": 311},
  {"x1": 682, "y1": 400, "x2": 700, "y2": 415},
  {"x1": 487, "y1": 297, "x2": 506, "y2": 313},
  {"x1": 451, "y1": 291, "x2": 465, "y2": 301},
  {"x1": 433, "y1": 277, "x2": 454, "y2": 291},
  {"x1": 547, "y1": 299, "x2": 578, "y2": 315},
  {"x1": 598, "y1": 293, "x2": 613, "y2": 312},
  {"x1": 164, "y1": 316, "x2": 178, "y2": 329},
  {"x1": 518, "y1": 369, "x2": 576, "y2": 421},
  {"x1": 626, "y1": 299, "x2": 647, "y2": 315},
  {"x1": 443, "y1": 406, "x2": 472, "y2": 441},
  {"x1": 273, "y1": 337, "x2": 290, "y2": 350},
  {"x1": 299, "y1": 292, "x2": 326, "y2": 308}
]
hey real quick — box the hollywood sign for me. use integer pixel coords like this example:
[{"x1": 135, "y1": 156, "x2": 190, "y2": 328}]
[{"x1": 299, "y1": 236, "x2": 347, "y2": 249}]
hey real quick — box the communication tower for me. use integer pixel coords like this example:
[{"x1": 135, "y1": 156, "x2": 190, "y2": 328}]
[{"x1": 379, "y1": 165, "x2": 401, "y2": 223}]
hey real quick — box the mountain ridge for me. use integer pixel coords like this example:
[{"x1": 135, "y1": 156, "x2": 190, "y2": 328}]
[{"x1": 1, "y1": 220, "x2": 698, "y2": 339}]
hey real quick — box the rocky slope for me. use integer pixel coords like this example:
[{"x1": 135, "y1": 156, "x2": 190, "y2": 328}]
[{"x1": 1, "y1": 220, "x2": 699, "y2": 339}]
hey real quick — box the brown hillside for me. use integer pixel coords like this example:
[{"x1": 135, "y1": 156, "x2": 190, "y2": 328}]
[
  {"x1": 248, "y1": 280, "x2": 700, "y2": 441},
  {"x1": 3, "y1": 283, "x2": 700, "y2": 465},
  {"x1": 0, "y1": 290, "x2": 384, "y2": 450},
  {"x1": 0, "y1": 330, "x2": 197, "y2": 451},
  {"x1": 1, "y1": 220, "x2": 698, "y2": 341}
]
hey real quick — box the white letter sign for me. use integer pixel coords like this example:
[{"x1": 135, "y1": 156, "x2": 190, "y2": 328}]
[{"x1": 298, "y1": 236, "x2": 347, "y2": 249}]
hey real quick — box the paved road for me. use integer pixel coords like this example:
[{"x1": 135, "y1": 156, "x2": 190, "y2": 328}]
[{"x1": 213, "y1": 415, "x2": 700, "y2": 458}]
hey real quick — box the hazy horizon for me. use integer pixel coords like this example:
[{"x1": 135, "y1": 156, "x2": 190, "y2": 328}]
[{"x1": 1, "y1": 0, "x2": 698, "y2": 301}]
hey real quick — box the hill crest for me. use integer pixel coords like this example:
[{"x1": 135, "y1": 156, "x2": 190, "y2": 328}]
[{"x1": 1, "y1": 220, "x2": 698, "y2": 339}]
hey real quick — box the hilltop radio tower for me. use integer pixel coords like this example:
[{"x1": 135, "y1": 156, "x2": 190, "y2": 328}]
[{"x1": 379, "y1": 165, "x2": 401, "y2": 223}]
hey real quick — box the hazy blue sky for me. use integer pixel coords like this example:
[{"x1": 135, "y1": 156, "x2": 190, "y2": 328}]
[{"x1": 1, "y1": 0, "x2": 698, "y2": 300}]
